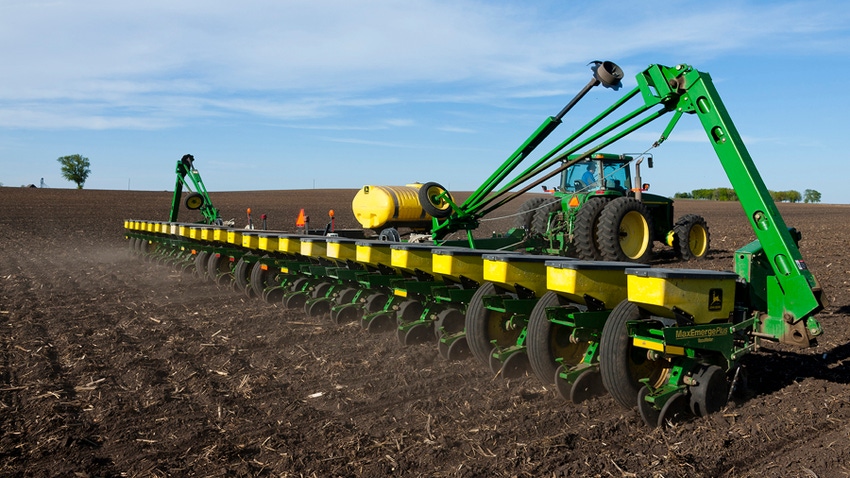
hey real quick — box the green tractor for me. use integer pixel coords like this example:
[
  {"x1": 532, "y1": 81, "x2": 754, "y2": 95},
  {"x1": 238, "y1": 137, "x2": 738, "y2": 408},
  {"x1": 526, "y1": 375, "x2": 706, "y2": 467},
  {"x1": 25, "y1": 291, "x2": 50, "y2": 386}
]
[{"x1": 515, "y1": 153, "x2": 710, "y2": 263}]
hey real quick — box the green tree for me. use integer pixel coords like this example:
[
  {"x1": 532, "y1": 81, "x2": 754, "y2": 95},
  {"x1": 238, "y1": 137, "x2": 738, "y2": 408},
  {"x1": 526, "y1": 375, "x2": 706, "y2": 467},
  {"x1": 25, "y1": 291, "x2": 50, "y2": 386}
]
[
  {"x1": 804, "y1": 189, "x2": 822, "y2": 203},
  {"x1": 57, "y1": 154, "x2": 91, "y2": 189}
]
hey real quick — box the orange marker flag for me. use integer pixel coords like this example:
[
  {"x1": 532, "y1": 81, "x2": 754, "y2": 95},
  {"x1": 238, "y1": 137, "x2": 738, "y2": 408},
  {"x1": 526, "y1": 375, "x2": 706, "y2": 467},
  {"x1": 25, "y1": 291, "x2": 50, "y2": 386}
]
[{"x1": 296, "y1": 208, "x2": 306, "y2": 227}]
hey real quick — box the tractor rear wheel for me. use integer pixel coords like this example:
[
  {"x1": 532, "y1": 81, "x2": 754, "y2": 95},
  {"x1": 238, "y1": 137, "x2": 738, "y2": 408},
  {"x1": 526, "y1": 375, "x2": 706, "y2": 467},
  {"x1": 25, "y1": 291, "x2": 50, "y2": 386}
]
[
  {"x1": 466, "y1": 283, "x2": 519, "y2": 368},
  {"x1": 573, "y1": 198, "x2": 610, "y2": 260},
  {"x1": 531, "y1": 199, "x2": 562, "y2": 236},
  {"x1": 599, "y1": 301, "x2": 669, "y2": 409},
  {"x1": 527, "y1": 292, "x2": 586, "y2": 384},
  {"x1": 514, "y1": 197, "x2": 547, "y2": 232},
  {"x1": 597, "y1": 197, "x2": 653, "y2": 263},
  {"x1": 674, "y1": 214, "x2": 710, "y2": 260}
]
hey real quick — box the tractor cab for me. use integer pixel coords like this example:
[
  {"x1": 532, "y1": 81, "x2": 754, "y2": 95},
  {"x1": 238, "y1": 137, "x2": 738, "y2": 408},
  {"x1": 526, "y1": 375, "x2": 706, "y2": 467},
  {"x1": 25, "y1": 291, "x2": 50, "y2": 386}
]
[{"x1": 560, "y1": 153, "x2": 633, "y2": 194}]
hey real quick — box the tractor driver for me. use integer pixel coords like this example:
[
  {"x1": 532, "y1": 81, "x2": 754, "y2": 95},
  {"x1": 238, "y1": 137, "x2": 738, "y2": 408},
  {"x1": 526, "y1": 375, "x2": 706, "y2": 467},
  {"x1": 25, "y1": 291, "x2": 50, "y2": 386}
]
[{"x1": 581, "y1": 163, "x2": 598, "y2": 187}]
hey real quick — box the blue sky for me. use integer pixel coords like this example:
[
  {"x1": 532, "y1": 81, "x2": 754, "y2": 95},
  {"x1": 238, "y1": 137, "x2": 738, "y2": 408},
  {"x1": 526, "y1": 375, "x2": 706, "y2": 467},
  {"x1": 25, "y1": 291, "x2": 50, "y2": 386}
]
[{"x1": 1, "y1": 0, "x2": 849, "y2": 204}]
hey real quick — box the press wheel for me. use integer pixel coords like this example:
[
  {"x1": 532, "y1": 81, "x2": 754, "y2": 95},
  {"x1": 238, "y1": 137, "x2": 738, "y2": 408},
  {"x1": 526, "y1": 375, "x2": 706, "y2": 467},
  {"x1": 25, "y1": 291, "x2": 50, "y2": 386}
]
[{"x1": 569, "y1": 369, "x2": 605, "y2": 404}]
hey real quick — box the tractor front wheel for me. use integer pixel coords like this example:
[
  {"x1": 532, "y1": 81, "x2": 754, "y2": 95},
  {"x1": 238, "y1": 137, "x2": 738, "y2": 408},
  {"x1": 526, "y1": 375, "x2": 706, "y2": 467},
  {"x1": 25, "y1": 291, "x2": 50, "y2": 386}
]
[
  {"x1": 597, "y1": 197, "x2": 653, "y2": 263},
  {"x1": 674, "y1": 214, "x2": 710, "y2": 260}
]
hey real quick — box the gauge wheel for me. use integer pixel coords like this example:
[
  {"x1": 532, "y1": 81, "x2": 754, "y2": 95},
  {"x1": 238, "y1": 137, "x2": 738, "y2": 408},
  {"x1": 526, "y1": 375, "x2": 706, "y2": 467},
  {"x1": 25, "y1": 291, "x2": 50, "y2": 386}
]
[
  {"x1": 599, "y1": 300, "x2": 670, "y2": 409},
  {"x1": 465, "y1": 283, "x2": 519, "y2": 367},
  {"x1": 527, "y1": 291, "x2": 585, "y2": 384}
]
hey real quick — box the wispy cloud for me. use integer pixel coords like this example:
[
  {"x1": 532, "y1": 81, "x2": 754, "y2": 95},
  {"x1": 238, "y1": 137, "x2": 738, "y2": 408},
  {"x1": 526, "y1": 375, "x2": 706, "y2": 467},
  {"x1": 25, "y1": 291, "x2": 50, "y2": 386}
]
[{"x1": 1, "y1": 0, "x2": 848, "y2": 131}]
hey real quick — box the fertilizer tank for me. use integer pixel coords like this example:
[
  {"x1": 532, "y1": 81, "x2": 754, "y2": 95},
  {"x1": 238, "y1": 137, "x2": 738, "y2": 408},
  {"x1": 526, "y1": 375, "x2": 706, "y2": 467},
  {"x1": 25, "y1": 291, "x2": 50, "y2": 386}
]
[{"x1": 351, "y1": 184, "x2": 440, "y2": 230}]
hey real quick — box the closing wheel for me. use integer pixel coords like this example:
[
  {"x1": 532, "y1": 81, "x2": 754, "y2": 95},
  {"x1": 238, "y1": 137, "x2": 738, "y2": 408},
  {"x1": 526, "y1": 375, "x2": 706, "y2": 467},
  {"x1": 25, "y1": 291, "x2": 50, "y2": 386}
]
[
  {"x1": 366, "y1": 313, "x2": 395, "y2": 333},
  {"x1": 465, "y1": 283, "x2": 519, "y2": 367},
  {"x1": 445, "y1": 337, "x2": 470, "y2": 361},
  {"x1": 569, "y1": 369, "x2": 605, "y2": 404},
  {"x1": 418, "y1": 182, "x2": 453, "y2": 219},
  {"x1": 597, "y1": 197, "x2": 654, "y2": 263},
  {"x1": 335, "y1": 287, "x2": 357, "y2": 305},
  {"x1": 599, "y1": 301, "x2": 670, "y2": 409},
  {"x1": 500, "y1": 352, "x2": 530, "y2": 379},
  {"x1": 658, "y1": 392, "x2": 687, "y2": 427},
  {"x1": 573, "y1": 198, "x2": 610, "y2": 260},
  {"x1": 310, "y1": 282, "x2": 332, "y2": 299},
  {"x1": 514, "y1": 197, "x2": 547, "y2": 232},
  {"x1": 284, "y1": 291, "x2": 308, "y2": 310},
  {"x1": 185, "y1": 192, "x2": 205, "y2": 210},
  {"x1": 554, "y1": 365, "x2": 573, "y2": 401},
  {"x1": 364, "y1": 293, "x2": 388, "y2": 313},
  {"x1": 527, "y1": 291, "x2": 585, "y2": 384},
  {"x1": 263, "y1": 287, "x2": 284, "y2": 304},
  {"x1": 397, "y1": 300, "x2": 424, "y2": 325},
  {"x1": 434, "y1": 308, "x2": 465, "y2": 340},
  {"x1": 194, "y1": 250, "x2": 210, "y2": 280},
  {"x1": 289, "y1": 277, "x2": 309, "y2": 292},
  {"x1": 674, "y1": 214, "x2": 710, "y2": 260},
  {"x1": 331, "y1": 304, "x2": 360, "y2": 325},
  {"x1": 689, "y1": 365, "x2": 729, "y2": 417},
  {"x1": 637, "y1": 386, "x2": 661, "y2": 428},
  {"x1": 402, "y1": 323, "x2": 434, "y2": 345},
  {"x1": 305, "y1": 299, "x2": 331, "y2": 317}
]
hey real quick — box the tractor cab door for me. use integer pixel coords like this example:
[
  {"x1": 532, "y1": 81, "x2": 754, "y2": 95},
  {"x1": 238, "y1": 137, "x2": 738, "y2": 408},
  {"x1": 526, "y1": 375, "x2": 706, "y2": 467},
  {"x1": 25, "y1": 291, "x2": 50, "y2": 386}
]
[{"x1": 562, "y1": 159, "x2": 601, "y2": 192}]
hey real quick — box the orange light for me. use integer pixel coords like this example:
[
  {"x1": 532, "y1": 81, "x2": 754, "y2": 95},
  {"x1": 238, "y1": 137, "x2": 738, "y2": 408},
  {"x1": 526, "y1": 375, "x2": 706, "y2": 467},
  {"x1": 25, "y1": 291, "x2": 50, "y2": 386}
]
[
  {"x1": 329, "y1": 209, "x2": 335, "y2": 218},
  {"x1": 247, "y1": 208, "x2": 252, "y2": 215},
  {"x1": 261, "y1": 264, "x2": 268, "y2": 271}
]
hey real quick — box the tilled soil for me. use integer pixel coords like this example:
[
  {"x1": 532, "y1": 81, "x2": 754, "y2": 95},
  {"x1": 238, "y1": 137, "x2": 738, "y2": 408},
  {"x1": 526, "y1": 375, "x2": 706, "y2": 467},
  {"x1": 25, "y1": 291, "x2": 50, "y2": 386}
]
[{"x1": 1, "y1": 186, "x2": 849, "y2": 477}]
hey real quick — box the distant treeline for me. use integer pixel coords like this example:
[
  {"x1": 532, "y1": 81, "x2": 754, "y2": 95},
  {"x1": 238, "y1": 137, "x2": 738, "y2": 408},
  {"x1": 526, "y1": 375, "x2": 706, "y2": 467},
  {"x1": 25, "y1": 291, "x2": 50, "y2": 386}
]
[{"x1": 674, "y1": 188, "x2": 822, "y2": 203}]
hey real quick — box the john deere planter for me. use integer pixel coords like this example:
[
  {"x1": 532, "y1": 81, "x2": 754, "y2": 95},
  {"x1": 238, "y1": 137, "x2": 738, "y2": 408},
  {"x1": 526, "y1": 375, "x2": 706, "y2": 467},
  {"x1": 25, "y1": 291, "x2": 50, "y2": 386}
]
[{"x1": 125, "y1": 61, "x2": 827, "y2": 427}]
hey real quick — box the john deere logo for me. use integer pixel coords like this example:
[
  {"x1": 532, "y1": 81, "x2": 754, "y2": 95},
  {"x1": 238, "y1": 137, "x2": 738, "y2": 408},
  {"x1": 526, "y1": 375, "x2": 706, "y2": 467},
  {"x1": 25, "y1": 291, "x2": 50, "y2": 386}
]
[{"x1": 708, "y1": 288, "x2": 723, "y2": 311}]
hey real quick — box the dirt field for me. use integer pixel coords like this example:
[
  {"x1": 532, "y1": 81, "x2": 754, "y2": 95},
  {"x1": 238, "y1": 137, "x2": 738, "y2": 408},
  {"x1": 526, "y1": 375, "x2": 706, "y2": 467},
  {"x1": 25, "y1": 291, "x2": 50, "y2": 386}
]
[{"x1": 1, "y1": 186, "x2": 849, "y2": 477}]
